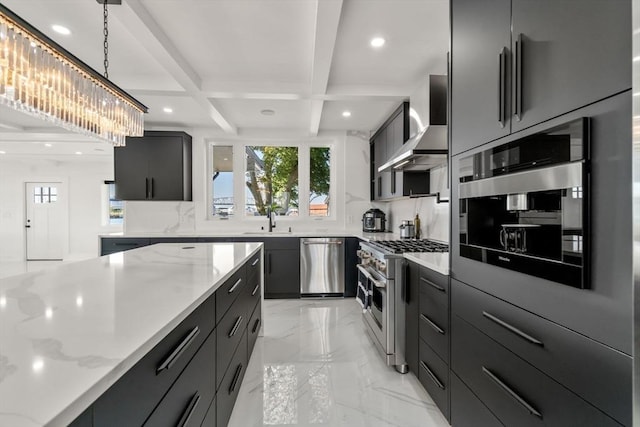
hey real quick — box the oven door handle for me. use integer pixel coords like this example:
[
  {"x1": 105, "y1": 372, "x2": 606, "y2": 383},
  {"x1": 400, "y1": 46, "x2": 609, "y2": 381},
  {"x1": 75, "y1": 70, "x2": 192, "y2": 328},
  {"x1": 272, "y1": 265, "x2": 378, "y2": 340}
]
[{"x1": 357, "y1": 264, "x2": 386, "y2": 289}]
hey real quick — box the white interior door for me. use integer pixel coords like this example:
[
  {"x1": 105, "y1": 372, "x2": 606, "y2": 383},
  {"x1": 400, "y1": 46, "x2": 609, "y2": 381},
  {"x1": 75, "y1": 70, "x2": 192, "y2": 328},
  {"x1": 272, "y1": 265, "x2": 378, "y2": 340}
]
[{"x1": 25, "y1": 182, "x2": 65, "y2": 260}]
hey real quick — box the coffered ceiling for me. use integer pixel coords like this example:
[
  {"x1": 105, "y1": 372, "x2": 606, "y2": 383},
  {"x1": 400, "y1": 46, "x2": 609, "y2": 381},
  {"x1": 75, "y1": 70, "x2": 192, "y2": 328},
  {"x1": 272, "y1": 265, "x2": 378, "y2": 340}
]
[{"x1": 0, "y1": 0, "x2": 449, "y2": 153}]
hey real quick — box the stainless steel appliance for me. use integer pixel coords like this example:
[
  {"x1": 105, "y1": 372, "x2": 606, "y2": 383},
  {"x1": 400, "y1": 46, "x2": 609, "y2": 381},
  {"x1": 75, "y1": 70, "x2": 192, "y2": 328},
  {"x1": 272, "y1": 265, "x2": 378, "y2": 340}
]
[
  {"x1": 300, "y1": 238, "x2": 345, "y2": 297},
  {"x1": 356, "y1": 239, "x2": 448, "y2": 373},
  {"x1": 458, "y1": 117, "x2": 590, "y2": 288},
  {"x1": 362, "y1": 208, "x2": 386, "y2": 232},
  {"x1": 398, "y1": 220, "x2": 415, "y2": 239}
]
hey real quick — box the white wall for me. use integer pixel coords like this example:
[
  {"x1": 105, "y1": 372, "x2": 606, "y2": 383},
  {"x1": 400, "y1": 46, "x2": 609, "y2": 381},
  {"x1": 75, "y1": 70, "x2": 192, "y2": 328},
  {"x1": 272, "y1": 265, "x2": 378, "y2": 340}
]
[
  {"x1": 123, "y1": 130, "x2": 373, "y2": 234},
  {"x1": 0, "y1": 155, "x2": 119, "y2": 262}
]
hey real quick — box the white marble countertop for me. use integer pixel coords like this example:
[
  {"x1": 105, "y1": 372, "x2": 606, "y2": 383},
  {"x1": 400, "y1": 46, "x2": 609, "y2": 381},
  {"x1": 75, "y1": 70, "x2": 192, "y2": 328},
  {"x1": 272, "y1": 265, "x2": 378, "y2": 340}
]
[
  {"x1": 0, "y1": 242, "x2": 262, "y2": 427},
  {"x1": 403, "y1": 252, "x2": 450, "y2": 275},
  {"x1": 99, "y1": 230, "x2": 400, "y2": 241}
]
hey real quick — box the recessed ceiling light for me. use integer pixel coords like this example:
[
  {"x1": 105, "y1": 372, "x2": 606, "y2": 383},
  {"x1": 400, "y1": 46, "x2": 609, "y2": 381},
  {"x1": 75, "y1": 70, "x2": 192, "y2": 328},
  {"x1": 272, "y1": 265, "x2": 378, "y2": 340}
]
[
  {"x1": 261, "y1": 109, "x2": 275, "y2": 116},
  {"x1": 163, "y1": 107, "x2": 173, "y2": 113},
  {"x1": 75, "y1": 151, "x2": 82, "y2": 155},
  {"x1": 223, "y1": 157, "x2": 229, "y2": 161},
  {"x1": 370, "y1": 37, "x2": 386, "y2": 48},
  {"x1": 51, "y1": 24, "x2": 71, "y2": 36},
  {"x1": 0, "y1": 151, "x2": 5, "y2": 154},
  {"x1": 342, "y1": 111, "x2": 352, "y2": 118},
  {"x1": 44, "y1": 143, "x2": 52, "y2": 147}
]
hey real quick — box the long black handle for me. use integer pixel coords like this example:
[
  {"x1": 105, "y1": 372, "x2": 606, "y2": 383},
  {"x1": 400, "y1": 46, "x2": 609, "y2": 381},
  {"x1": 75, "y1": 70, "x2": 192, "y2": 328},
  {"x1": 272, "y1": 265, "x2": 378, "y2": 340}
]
[
  {"x1": 391, "y1": 170, "x2": 396, "y2": 195},
  {"x1": 251, "y1": 283, "x2": 260, "y2": 296},
  {"x1": 514, "y1": 33, "x2": 523, "y2": 121},
  {"x1": 228, "y1": 316, "x2": 243, "y2": 338},
  {"x1": 177, "y1": 393, "x2": 201, "y2": 427},
  {"x1": 421, "y1": 314, "x2": 445, "y2": 335},
  {"x1": 497, "y1": 47, "x2": 506, "y2": 128},
  {"x1": 229, "y1": 363, "x2": 243, "y2": 394},
  {"x1": 482, "y1": 366, "x2": 542, "y2": 418},
  {"x1": 402, "y1": 263, "x2": 409, "y2": 303},
  {"x1": 228, "y1": 278, "x2": 242, "y2": 294},
  {"x1": 482, "y1": 311, "x2": 543, "y2": 346},
  {"x1": 156, "y1": 326, "x2": 201, "y2": 374},
  {"x1": 420, "y1": 361, "x2": 445, "y2": 390},
  {"x1": 252, "y1": 317, "x2": 261, "y2": 333},
  {"x1": 145, "y1": 178, "x2": 149, "y2": 199},
  {"x1": 150, "y1": 177, "x2": 155, "y2": 198},
  {"x1": 420, "y1": 277, "x2": 445, "y2": 293}
]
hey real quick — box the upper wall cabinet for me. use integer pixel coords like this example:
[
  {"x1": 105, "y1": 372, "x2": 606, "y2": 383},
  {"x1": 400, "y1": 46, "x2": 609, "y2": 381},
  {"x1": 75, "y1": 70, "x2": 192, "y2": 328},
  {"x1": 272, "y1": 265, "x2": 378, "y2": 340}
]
[
  {"x1": 115, "y1": 131, "x2": 193, "y2": 201},
  {"x1": 450, "y1": 0, "x2": 631, "y2": 155}
]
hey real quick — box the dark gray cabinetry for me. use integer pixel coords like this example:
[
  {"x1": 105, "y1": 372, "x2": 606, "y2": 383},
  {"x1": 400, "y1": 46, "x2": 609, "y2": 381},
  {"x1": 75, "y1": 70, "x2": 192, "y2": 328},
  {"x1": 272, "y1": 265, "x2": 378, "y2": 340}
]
[
  {"x1": 450, "y1": 373, "x2": 503, "y2": 427},
  {"x1": 451, "y1": 315, "x2": 621, "y2": 427},
  {"x1": 115, "y1": 131, "x2": 192, "y2": 201},
  {"x1": 450, "y1": 0, "x2": 511, "y2": 154},
  {"x1": 450, "y1": 0, "x2": 630, "y2": 155},
  {"x1": 264, "y1": 238, "x2": 300, "y2": 299},
  {"x1": 404, "y1": 261, "x2": 450, "y2": 422},
  {"x1": 68, "y1": 408, "x2": 92, "y2": 427},
  {"x1": 217, "y1": 330, "x2": 248, "y2": 427},
  {"x1": 93, "y1": 292, "x2": 216, "y2": 427},
  {"x1": 100, "y1": 237, "x2": 150, "y2": 255},
  {"x1": 344, "y1": 238, "x2": 359, "y2": 298},
  {"x1": 452, "y1": 279, "x2": 631, "y2": 425}
]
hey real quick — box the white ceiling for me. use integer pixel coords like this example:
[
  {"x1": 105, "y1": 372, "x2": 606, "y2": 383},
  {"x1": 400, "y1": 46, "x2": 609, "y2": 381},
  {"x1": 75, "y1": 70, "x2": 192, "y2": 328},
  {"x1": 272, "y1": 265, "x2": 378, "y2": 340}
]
[{"x1": 0, "y1": 0, "x2": 449, "y2": 156}]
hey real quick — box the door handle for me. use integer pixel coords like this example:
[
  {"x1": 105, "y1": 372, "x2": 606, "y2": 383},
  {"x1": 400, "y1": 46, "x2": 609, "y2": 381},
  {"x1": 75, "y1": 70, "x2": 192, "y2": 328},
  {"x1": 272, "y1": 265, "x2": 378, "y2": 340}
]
[
  {"x1": 482, "y1": 311, "x2": 543, "y2": 346},
  {"x1": 356, "y1": 264, "x2": 385, "y2": 288},
  {"x1": 302, "y1": 241, "x2": 343, "y2": 245},
  {"x1": 497, "y1": 47, "x2": 506, "y2": 128},
  {"x1": 145, "y1": 178, "x2": 150, "y2": 199},
  {"x1": 25, "y1": 225, "x2": 31, "y2": 228},
  {"x1": 514, "y1": 33, "x2": 523, "y2": 121},
  {"x1": 482, "y1": 366, "x2": 542, "y2": 418},
  {"x1": 177, "y1": 393, "x2": 201, "y2": 427},
  {"x1": 150, "y1": 177, "x2": 155, "y2": 198},
  {"x1": 156, "y1": 326, "x2": 201, "y2": 373},
  {"x1": 421, "y1": 314, "x2": 445, "y2": 335}
]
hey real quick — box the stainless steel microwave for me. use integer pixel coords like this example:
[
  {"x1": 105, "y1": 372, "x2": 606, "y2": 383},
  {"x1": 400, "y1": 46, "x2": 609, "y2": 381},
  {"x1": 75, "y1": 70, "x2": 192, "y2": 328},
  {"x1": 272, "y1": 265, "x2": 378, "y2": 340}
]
[{"x1": 458, "y1": 118, "x2": 590, "y2": 289}]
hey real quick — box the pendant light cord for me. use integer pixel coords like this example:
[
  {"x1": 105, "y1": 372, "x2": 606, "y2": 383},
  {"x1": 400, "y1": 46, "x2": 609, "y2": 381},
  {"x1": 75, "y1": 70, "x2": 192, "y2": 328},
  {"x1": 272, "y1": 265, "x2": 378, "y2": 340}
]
[{"x1": 103, "y1": 2, "x2": 109, "y2": 79}]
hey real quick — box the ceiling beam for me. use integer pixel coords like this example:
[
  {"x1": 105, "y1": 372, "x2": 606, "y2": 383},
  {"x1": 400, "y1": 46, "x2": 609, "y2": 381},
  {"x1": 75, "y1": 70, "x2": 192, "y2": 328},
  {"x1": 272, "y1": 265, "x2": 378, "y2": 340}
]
[
  {"x1": 308, "y1": 0, "x2": 343, "y2": 136},
  {"x1": 116, "y1": 0, "x2": 237, "y2": 134}
]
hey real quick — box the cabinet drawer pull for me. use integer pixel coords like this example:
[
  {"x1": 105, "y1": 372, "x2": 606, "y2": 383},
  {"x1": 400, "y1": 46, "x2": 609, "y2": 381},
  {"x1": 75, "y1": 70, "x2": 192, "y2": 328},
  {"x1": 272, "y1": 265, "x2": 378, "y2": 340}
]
[
  {"x1": 228, "y1": 278, "x2": 242, "y2": 293},
  {"x1": 252, "y1": 317, "x2": 261, "y2": 333},
  {"x1": 145, "y1": 178, "x2": 150, "y2": 199},
  {"x1": 482, "y1": 366, "x2": 542, "y2": 418},
  {"x1": 420, "y1": 277, "x2": 445, "y2": 293},
  {"x1": 229, "y1": 363, "x2": 243, "y2": 394},
  {"x1": 482, "y1": 311, "x2": 543, "y2": 347},
  {"x1": 421, "y1": 314, "x2": 445, "y2": 335},
  {"x1": 251, "y1": 258, "x2": 260, "y2": 266},
  {"x1": 177, "y1": 392, "x2": 201, "y2": 427},
  {"x1": 251, "y1": 283, "x2": 260, "y2": 296},
  {"x1": 156, "y1": 326, "x2": 201, "y2": 374},
  {"x1": 114, "y1": 242, "x2": 139, "y2": 246},
  {"x1": 150, "y1": 177, "x2": 155, "y2": 198},
  {"x1": 514, "y1": 33, "x2": 523, "y2": 121},
  {"x1": 229, "y1": 316, "x2": 244, "y2": 338},
  {"x1": 420, "y1": 361, "x2": 445, "y2": 390}
]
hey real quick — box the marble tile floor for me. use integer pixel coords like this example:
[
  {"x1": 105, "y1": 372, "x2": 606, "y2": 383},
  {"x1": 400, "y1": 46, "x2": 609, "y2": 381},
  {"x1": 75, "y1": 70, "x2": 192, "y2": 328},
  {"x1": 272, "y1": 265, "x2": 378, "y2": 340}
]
[{"x1": 229, "y1": 299, "x2": 450, "y2": 427}]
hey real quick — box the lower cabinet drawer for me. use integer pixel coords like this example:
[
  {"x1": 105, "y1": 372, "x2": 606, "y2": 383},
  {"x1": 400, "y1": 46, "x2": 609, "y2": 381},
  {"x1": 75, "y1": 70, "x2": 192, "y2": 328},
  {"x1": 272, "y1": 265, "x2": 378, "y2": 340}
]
[
  {"x1": 451, "y1": 315, "x2": 622, "y2": 427},
  {"x1": 418, "y1": 339, "x2": 449, "y2": 421},
  {"x1": 100, "y1": 238, "x2": 150, "y2": 255},
  {"x1": 216, "y1": 266, "x2": 246, "y2": 325},
  {"x1": 216, "y1": 295, "x2": 249, "y2": 390},
  {"x1": 451, "y1": 279, "x2": 631, "y2": 425},
  {"x1": 217, "y1": 330, "x2": 249, "y2": 427},
  {"x1": 451, "y1": 372, "x2": 504, "y2": 427},
  {"x1": 143, "y1": 330, "x2": 216, "y2": 427},
  {"x1": 248, "y1": 302, "x2": 262, "y2": 356},
  {"x1": 93, "y1": 294, "x2": 216, "y2": 427},
  {"x1": 419, "y1": 307, "x2": 449, "y2": 362},
  {"x1": 245, "y1": 270, "x2": 262, "y2": 313}
]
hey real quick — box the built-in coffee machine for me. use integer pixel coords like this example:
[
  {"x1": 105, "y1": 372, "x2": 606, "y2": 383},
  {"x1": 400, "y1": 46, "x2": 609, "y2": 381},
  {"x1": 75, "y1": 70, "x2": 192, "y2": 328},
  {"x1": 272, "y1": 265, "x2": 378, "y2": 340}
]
[{"x1": 458, "y1": 118, "x2": 590, "y2": 289}]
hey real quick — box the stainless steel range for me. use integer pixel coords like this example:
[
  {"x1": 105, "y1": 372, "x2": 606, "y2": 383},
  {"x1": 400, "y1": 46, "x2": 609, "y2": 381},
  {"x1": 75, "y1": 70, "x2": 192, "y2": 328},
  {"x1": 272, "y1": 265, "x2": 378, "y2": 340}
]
[{"x1": 356, "y1": 239, "x2": 448, "y2": 373}]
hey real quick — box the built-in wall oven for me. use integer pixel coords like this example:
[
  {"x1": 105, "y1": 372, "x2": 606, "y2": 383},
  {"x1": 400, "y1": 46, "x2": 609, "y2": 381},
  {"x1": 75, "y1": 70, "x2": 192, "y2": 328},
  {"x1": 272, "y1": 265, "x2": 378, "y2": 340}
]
[{"x1": 458, "y1": 117, "x2": 590, "y2": 288}]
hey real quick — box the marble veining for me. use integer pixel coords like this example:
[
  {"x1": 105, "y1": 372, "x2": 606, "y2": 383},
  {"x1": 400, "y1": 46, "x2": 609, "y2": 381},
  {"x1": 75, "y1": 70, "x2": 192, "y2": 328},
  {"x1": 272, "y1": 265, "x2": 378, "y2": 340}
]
[
  {"x1": 229, "y1": 299, "x2": 449, "y2": 427},
  {"x1": 0, "y1": 242, "x2": 262, "y2": 427}
]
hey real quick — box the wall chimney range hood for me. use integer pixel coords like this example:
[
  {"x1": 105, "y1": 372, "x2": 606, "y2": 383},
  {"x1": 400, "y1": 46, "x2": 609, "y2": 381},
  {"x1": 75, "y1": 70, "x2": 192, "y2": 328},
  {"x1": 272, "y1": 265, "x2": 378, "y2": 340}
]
[{"x1": 378, "y1": 75, "x2": 448, "y2": 172}]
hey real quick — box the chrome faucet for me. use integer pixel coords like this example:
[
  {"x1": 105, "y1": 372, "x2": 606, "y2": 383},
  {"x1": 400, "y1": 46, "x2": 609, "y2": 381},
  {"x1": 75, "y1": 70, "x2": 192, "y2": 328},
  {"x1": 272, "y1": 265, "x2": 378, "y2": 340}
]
[{"x1": 266, "y1": 206, "x2": 276, "y2": 232}]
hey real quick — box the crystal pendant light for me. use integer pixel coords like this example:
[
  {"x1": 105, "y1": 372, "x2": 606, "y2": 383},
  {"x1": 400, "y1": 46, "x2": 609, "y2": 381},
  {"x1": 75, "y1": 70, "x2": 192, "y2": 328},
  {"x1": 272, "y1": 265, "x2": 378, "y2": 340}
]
[{"x1": 0, "y1": 4, "x2": 147, "y2": 146}]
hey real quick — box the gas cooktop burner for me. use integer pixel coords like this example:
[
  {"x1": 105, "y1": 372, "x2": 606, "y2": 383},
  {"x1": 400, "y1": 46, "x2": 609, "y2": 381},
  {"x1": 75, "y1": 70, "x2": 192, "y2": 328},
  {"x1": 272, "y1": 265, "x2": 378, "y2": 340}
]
[{"x1": 368, "y1": 239, "x2": 449, "y2": 254}]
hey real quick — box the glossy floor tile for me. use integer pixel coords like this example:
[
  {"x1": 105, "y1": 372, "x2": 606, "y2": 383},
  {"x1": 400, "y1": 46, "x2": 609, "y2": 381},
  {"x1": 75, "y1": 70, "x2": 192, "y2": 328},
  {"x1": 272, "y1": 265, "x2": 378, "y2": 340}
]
[{"x1": 229, "y1": 299, "x2": 450, "y2": 427}]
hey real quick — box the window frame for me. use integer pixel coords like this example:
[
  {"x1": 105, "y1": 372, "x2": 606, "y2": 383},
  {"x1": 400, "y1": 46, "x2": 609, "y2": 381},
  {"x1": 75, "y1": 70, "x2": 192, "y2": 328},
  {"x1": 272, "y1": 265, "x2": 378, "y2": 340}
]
[{"x1": 206, "y1": 141, "x2": 336, "y2": 222}]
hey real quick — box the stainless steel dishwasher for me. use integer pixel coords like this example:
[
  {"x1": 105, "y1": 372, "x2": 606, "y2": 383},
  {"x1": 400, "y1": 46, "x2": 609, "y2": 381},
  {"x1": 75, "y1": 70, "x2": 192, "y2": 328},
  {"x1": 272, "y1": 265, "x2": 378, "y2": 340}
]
[{"x1": 300, "y1": 237, "x2": 345, "y2": 297}]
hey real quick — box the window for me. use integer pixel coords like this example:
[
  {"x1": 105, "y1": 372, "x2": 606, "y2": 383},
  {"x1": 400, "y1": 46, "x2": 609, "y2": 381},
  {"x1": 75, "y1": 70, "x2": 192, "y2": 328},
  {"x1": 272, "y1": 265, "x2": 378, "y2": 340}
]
[
  {"x1": 211, "y1": 146, "x2": 234, "y2": 218},
  {"x1": 33, "y1": 186, "x2": 57, "y2": 204},
  {"x1": 245, "y1": 146, "x2": 299, "y2": 216},
  {"x1": 106, "y1": 182, "x2": 123, "y2": 225},
  {"x1": 309, "y1": 147, "x2": 330, "y2": 217}
]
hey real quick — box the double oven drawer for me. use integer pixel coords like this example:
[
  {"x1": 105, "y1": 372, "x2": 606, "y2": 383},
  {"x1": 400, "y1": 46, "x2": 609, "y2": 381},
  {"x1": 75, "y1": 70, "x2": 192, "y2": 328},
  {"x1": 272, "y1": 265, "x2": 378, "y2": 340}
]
[
  {"x1": 452, "y1": 279, "x2": 631, "y2": 425},
  {"x1": 452, "y1": 315, "x2": 621, "y2": 427}
]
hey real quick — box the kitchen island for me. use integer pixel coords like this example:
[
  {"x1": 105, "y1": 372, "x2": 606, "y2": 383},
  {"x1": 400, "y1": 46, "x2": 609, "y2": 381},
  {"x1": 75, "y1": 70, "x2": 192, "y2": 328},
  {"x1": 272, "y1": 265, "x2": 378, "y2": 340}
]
[{"x1": 0, "y1": 242, "x2": 263, "y2": 427}]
